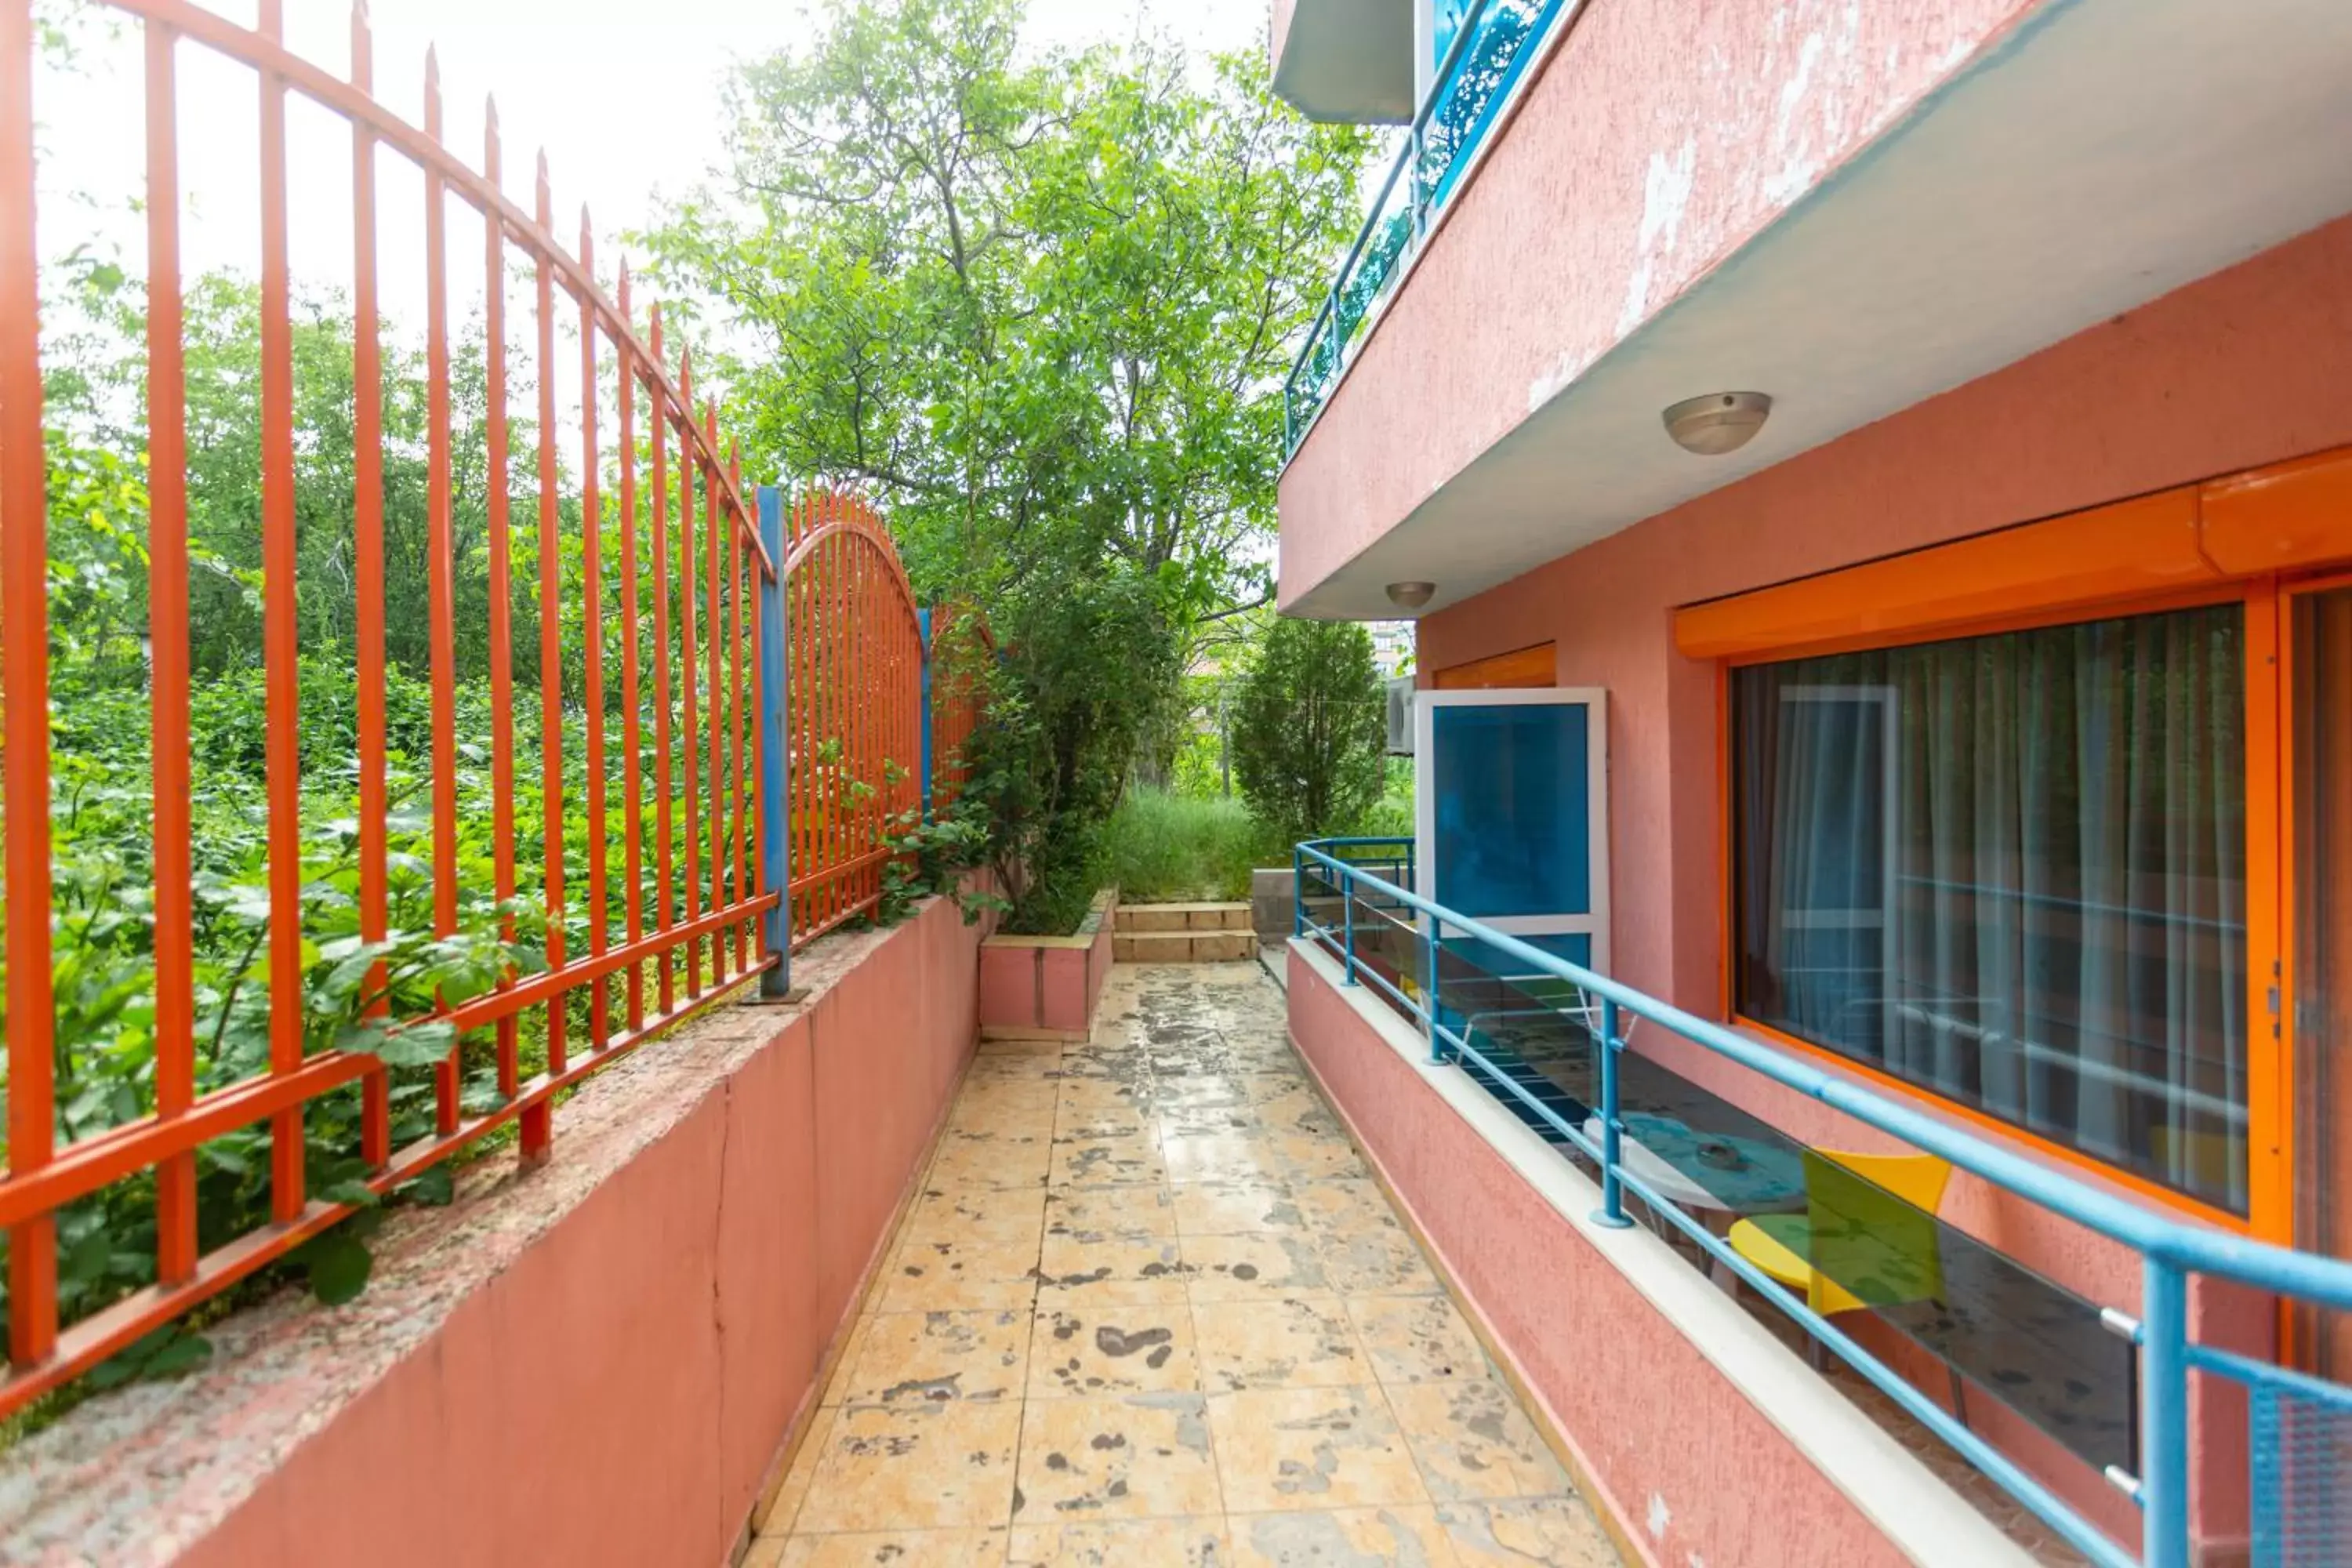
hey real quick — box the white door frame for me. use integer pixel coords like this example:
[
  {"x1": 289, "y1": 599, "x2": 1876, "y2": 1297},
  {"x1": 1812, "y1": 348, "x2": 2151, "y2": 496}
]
[{"x1": 1413, "y1": 686, "x2": 1610, "y2": 975}]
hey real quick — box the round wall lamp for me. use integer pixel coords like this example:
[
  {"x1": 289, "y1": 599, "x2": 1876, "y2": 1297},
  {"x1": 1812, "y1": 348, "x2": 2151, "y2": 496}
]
[
  {"x1": 1662, "y1": 391, "x2": 1772, "y2": 456},
  {"x1": 1385, "y1": 581, "x2": 1436, "y2": 611}
]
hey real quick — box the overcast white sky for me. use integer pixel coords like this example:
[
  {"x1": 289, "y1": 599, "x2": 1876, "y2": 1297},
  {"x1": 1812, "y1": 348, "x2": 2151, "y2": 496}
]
[{"x1": 34, "y1": 0, "x2": 1270, "y2": 327}]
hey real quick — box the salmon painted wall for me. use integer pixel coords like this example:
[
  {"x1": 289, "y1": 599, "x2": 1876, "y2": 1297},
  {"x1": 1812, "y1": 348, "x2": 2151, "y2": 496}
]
[
  {"x1": 1278, "y1": 0, "x2": 2044, "y2": 599},
  {"x1": 1406, "y1": 210, "x2": 2352, "y2": 1553},
  {"x1": 1, "y1": 892, "x2": 992, "y2": 1568},
  {"x1": 1289, "y1": 959, "x2": 1915, "y2": 1568}
]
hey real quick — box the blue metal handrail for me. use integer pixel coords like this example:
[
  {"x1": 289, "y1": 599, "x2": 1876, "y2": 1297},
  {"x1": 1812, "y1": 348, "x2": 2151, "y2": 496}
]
[
  {"x1": 1280, "y1": 0, "x2": 1576, "y2": 458},
  {"x1": 1292, "y1": 837, "x2": 2352, "y2": 1568}
]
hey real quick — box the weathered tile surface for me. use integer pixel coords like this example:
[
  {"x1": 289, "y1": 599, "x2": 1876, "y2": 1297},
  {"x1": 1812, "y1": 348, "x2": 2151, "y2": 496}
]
[{"x1": 754, "y1": 964, "x2": 1617, "y2": 1565}]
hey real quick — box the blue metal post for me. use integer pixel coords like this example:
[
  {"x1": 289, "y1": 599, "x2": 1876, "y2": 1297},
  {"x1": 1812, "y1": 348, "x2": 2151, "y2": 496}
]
[
  {"x1": 2140, "y1": 1256, "x2": 2190, "y2": 1568},
  {"x1": 1592, "y1": 996, "x2": 1633, "y2": 1229},
  {"x1": 917, "y1": 606, "x2": 934, "y2": 822},
  {"x1": 756, "y1": 485, "x2": 791, "y2": 998},
  {"x1": 1291, "y1": 844, "x2": 1305, "y2": 940},
  {"x1": 1422, "y1": 916, "x2": 1443, "y2": 1065},
  {"x1": 1341, "y1": 867, "x2": 1359, "y2": 986}
]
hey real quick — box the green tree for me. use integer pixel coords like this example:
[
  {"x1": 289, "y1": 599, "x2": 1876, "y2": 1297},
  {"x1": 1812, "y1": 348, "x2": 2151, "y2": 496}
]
[
  {"x1": 644, "y1": 0, "x2": 1371, "y2": 927},
  {"x1": 1230, "y1": 616, "x2": 1386, "y2": 847}
]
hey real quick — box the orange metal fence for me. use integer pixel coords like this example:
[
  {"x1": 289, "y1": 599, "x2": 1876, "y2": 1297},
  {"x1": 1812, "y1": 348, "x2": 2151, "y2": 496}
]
[
  {"x1": 927, "y1": 604, "x2": 995, "y2": 812},
  {"x1": 0, "y1": 0, "x2": 955, "y2": 1415}
]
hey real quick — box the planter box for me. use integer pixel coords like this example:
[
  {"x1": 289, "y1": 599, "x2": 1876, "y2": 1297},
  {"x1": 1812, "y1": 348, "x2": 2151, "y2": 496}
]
[{"x1": 977, "y1": 887, "x2": 1117, "y2": 1041}]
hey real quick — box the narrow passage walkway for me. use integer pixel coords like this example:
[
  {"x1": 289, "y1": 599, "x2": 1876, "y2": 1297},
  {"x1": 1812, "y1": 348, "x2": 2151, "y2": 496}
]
[{"x1": 750, "y1": 963, "x2": 1621, "y2": 1567}]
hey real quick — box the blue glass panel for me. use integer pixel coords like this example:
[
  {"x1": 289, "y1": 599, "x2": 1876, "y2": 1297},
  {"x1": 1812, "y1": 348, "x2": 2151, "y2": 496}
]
[{"x1": 1431, "y1": 702, "x2": 1590, "y2": 918}]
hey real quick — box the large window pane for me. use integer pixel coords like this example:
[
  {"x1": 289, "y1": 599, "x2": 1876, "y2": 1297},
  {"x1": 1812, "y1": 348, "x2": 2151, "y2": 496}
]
[{"x1": 1732, "y1": 604, "x2": 2249, "y2": 1210}]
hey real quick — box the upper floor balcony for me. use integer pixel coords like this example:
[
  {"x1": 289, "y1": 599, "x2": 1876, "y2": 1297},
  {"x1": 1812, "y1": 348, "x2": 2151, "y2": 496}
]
[{"x1": 1272, "y1": 0, "x2": 2352, "y2": 621}]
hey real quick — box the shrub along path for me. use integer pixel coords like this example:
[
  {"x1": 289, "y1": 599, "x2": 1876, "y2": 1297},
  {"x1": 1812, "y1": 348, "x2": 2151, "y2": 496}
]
[{"x1": 748, "y1": 962, "x2": 1621, "y2": 1566}]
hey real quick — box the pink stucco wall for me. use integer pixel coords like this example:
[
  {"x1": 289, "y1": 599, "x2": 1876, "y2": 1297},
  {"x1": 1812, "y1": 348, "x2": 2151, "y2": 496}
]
[
  {"x1": 1, "y1": 891, "x2": 989, "y2": 1567},
  {"x1": 978, "y1": 896, "x2": 1117, "y2": 1036},
  {"x1": 1279, "y1": 0, "x2": 2042, "y2": 600},
  {"x1": 1289, "y1": 958, "x2": 1911, "y2": 1568},
  {"x1": 1396, "y1": 209, "x2": 2352, "y2": 1557}
]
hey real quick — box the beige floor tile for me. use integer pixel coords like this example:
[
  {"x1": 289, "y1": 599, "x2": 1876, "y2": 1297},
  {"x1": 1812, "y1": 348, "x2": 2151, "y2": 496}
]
[
  {"x1": 1054, "y1": 1100, "x2": 1151, "y2": 1141},
  {"x1": 1348, "y1": 1295, "x2": 1490, "y2": 1386},
  {"x1": 1162, "y1": 1132, "x2": 1288, "y2": 1185},
  {"x1": 1207, "y1": 1385, "x2": 1429, "y2": 1514},
  {"x1": 1291, "y1": 1178, "x2": 1401, "y2": 1237},
  {"x1": 1029, "y1": 1303, "x2": 1201, "y2": 1398},
  {"x1": 1005, "y1": 1517, "x2": 1229, "y2": 1567},
  {"x1": 1183, "y1": 1233, "x2": 1334, "y2": 1303},
  {"x1": 744, "y1": 1536, "x2": 789, "y2": 1568},
  {"x1": 837, "y1": 1310, "x2": 1031, "y2": 1407},
  {"x1": 1152, "y1": 1077, "x2": 1258, "y2": 1116},
  {"x1": 1316, "y1": 1224, "x2": 1442, "y2": 1297},
  {"x1": 1050, "y1": 1136, "x2": 1167, "y2": 1189},
  {"x1": 880, "y1": 1236, "x2": 1042, "y2": 1312},
  {"x1": 1044, "y1": 1185, "x2": 1178, "y2": 1240},
  {"x1": 1192, "y1": 1298, "x2": 1367, "y2": 1392},
  {"x1": 903, "y1": 1189, "x2": 1049, "y2": 1247},
  {"x1": 793, "y1": 1403, "x2": 1022, "y2": 1533},
  {"x1": 1252, "y1": 1087, "x2": 1334, "y2": 1132},
  {"x1": 1036, "y1": 1231, "x2": 1190, "y2": 1304},
  {"x1": 1385, "y1": 1379, "x2": 1571, "y2": 1502},
  {"x1": 1263, "y1": 1129, "x2": 1367, "y2": 1182},
  {"x1": 946, "y1": 1094, "x2": 1060, "y2": 1132},
  {"x1": 755, "y1": 1403, "x2": 837, "y2": 1534},
  {"x1": 777, "y1": 1528, "x2": 1011, "y2": 1566},
  {"x1": 1226, "y1": 1506, "x2": 1457, "y2": 1566},
  {"x1": 821, "y1": 1315, "x2": 880, "y2": 1407},
  {"x1": 931, "y1": 1130, "x2": 1053, "y2": 1190},
  {"x1": 1436, "y1": 1498, "x2": 1621, "y2": 1566},
  {"x1": 1012, "y1": 1395, "x2": 1223, "y2": 1523},
  {"x1": 1169, "y1": 1181, "x2": 1309, "y2": 1239},
  {"x1": 1156, "y1": 1106, "x2": 1260, "y2": 1141}
]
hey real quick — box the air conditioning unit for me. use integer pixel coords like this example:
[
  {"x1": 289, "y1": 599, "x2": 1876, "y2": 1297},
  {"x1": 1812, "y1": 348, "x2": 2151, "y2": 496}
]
[{"x1": 1385, "y1": 676, "x2": 1415, "y2": 756}]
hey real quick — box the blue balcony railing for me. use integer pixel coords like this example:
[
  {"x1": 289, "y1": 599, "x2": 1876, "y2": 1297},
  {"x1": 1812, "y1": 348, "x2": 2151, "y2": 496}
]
[
  {"x1": 1291, "y1": 837, "x2": 2352, "y2": 1568},
  {"x1": 1281, "y1": 0, "x2": 1574, "y2": 457}
]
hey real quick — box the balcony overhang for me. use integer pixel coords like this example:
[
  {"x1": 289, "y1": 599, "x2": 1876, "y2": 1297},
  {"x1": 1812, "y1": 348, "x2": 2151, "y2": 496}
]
[
  {"x1": 1283, "y1": 0, "x2": 2352, "y2": 619},
  {"x1": 1270, "y1": 0, "x2": 1416, "y2": 125}
]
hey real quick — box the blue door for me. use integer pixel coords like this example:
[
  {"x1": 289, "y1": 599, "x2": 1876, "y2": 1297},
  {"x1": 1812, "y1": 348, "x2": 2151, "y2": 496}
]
[{"x1": 1414, "y1": 688, "x2": 1610, "y2": 975}]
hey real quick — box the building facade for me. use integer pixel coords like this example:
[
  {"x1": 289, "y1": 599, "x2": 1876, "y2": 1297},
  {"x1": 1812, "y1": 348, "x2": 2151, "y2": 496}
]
[{"x1": 1272, "y1": 2, "x2": 2352, "y2": 1563}]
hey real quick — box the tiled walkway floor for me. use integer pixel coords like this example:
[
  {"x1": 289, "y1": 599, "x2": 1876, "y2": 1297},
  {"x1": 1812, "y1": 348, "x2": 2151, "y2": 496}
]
[{"x1": 749, "y1": 963, "x2": 1621, "y2": 1567}]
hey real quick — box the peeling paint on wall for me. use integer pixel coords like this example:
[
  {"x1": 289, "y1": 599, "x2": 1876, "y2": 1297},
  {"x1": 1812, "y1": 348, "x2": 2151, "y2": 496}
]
[
  {"x1": 1648, "y1": 1490, "x2": 1673, "y2": 1541},
  {"x1": 1619, "y1": 136, "x2": 1697, "y2": 336}
]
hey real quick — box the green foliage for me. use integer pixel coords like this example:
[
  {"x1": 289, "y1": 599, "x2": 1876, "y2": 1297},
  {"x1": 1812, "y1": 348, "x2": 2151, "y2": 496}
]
[
  {"x1": 1230, "y1": 617, "x2": 1388, "y2": 847},
  {"x1": 644, "y1": 0, "x2": 1372, "y2": 931},
  {"x1": 1102, "y1": 787, "x2": 1277, "y2": 903}
]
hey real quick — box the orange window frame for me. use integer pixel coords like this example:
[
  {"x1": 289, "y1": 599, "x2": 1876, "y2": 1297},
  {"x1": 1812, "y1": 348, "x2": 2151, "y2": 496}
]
[{"x1": 1683, "y1": 446, "x2": 2352, "y2": 1244}]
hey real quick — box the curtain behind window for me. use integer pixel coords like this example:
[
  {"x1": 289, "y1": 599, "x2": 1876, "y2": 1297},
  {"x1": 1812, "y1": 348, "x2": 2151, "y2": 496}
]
[{"x1": 1733, "y1": 604, "x2": 2248, "y2": 1211}]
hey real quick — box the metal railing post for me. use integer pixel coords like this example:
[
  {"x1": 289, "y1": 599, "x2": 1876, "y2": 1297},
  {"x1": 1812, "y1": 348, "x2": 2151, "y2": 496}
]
[
  {"x1": 1341, "y1": 866, "x2": 1359, "y2": 985},
  {"x1": 917, "y1": 604, "x2": 934, "y2": 822},
  {"x1": 1291, "y1": 842, "x2": 1305, "y2": 941},
  {"x1": 1422, "y1": 915, "x2": 1443, "y2": 1065},
  {"x1": 1410, "y1": 120, "x2": 1428, "y2": 241},
  {"x1": 1593, "y1": 996, "x2": 1633, "y2": 1229},
  {"x1": 2140, "y1": 1256, "x2": 2190, "y2": 1568},
  {"x1": 756, "y1": 484, "x2": 791, "y2": 997}
]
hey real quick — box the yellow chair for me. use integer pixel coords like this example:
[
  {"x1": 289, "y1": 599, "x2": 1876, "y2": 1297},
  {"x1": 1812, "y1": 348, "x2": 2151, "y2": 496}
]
[{"x1": 1727, "y1": 1149, "x2": 1953, "y2": 1316}]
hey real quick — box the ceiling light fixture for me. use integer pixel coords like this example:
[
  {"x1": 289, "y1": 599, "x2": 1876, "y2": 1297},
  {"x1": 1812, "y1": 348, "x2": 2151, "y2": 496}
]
[
  {"x1": 1385, "y1": 581, "x2": 1436, "y2": 611},
  {"x1": 1662, "y1": 391, "x2": 1772, "y2": 456}
]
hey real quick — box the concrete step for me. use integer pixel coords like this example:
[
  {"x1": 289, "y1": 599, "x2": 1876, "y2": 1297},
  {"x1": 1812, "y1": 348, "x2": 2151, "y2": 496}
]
[
  {"x1": 1116, "y1": 902, "x2": 1252, "y2": 933},
  {"x1": 1112, "y1": 929, "x2": 1257, "y2": 964}
]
